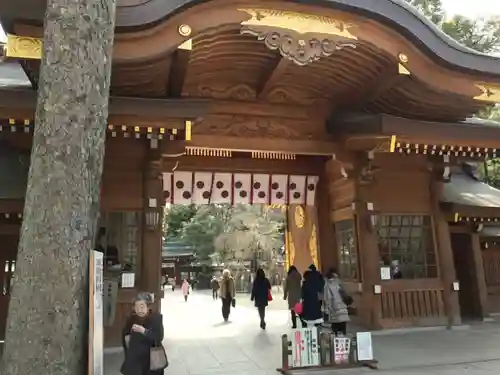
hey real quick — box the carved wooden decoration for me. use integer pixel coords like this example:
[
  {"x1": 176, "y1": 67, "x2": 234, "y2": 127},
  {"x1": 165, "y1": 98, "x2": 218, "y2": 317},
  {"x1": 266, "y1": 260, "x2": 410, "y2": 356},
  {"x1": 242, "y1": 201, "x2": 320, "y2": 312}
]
[
  {"x1": 238, "y1": 9, "x2": 357, "y2": 66},
  {"x1": 193, "y1": 114, "x2": 326, "y2": 140}
]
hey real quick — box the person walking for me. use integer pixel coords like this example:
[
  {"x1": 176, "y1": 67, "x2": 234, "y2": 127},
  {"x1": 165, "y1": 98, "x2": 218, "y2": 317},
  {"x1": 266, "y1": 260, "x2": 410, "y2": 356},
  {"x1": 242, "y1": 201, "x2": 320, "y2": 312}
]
[
  {"x1": 220, "y1": 269, "x2": 236, "y2": 322},
  {"x1": 284, "y1": 265, "x2": 306, "y2": 328},
  {"x1": 251, "y1": 268, "x2": 272, "y2": 329},
  {"x1": 121, "y1": 293, "x2": 166, "y2": 375},
  {"x1": 181, "y1": 279, "x2": 190, "y2": 302},
  {"x1": 211, "y1": 276, "x2": 220, "y2": 300},
  {"x1": 323, "y1": 268, "x2": 350, "y2": 336},
  {"x1": 301, "y1": 266, "x2": 324, "y2": 327}
]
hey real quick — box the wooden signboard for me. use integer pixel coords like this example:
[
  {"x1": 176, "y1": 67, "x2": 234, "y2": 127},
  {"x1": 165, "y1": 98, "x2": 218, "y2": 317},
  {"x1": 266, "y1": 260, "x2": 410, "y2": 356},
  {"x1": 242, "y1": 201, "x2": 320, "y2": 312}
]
[
  {"x1": 290, "y1": 328, "x2": 320, "y2": 368},
  {"x1": 278, "y1": 328, "x2": 378, "y2": 374},
  {"x1": 89, "y1": 251, "x2": 104, "y2": 375}
]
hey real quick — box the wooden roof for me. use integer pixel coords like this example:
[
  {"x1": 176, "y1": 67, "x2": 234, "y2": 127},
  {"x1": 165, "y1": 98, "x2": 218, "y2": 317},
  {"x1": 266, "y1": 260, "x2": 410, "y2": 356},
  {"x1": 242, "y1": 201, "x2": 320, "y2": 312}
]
[
  {"x1": 442, "y1": 171, "x2": 500, "y2": 220},
  {"x1": 2, "y1": 0, "x2": 500, "y2": 123}
]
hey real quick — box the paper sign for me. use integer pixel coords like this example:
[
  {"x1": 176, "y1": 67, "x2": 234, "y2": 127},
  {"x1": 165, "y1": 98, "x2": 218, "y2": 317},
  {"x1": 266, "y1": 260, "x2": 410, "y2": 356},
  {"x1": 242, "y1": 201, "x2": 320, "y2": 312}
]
[
  {"x1": 121, "y1": 273, "x2": 135, "y2": 288},
  {"x1": 356, "y1": 332, "x2": 374, "y2": 361},
  {"x1": 380, "y1": 267, "x2": 391, "y2": 280},
  {"x1": 89, "y1": 251, "x2": 104, "y2": 375}
]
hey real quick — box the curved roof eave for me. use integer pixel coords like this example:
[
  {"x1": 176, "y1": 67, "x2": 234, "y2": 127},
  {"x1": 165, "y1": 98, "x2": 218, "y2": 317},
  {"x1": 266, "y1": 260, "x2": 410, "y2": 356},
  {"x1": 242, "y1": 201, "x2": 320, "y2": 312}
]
[{"x1": 115, "y1": 0, "x2": 500, "y2": 76}]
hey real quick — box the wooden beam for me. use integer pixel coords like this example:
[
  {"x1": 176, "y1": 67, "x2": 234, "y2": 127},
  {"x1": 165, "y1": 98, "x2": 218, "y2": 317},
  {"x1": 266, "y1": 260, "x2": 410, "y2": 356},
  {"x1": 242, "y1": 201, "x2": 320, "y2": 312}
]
[
  {"x1": 163, "y1": 155, "x2": 324, "y2": 175},
  {"x1": 0, "y1": 88, "x2": 324, "y2": 124},
  {"x1": 166, "y1": 45, "x2": 191, "y2": 98},
  {"x1": 256, "y1": 57, "x2": 290, "y2": 101},
  {"x1": 382, "y1": 115, "x2": 500, "y2": 149},
  {"x1": 333, "y1": 63, "x2": 409, "y2": 115},
  {"x1": 0, "y1": 89, "x2": 210, "y2": 126}
]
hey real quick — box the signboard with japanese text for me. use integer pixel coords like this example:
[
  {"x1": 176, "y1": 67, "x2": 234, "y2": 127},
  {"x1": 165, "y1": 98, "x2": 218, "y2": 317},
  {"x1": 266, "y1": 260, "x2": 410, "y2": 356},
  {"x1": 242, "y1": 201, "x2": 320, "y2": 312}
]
[{"x1": 88, "y1": 251, "x2": 104, "y2": 375}]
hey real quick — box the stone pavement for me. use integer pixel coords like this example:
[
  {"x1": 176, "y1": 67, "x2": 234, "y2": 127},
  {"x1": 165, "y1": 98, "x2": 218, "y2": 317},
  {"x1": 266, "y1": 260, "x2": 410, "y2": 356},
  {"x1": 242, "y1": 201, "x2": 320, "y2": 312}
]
[{"x1": 104, "y1": 289, "x2": 500, "y2": 375}]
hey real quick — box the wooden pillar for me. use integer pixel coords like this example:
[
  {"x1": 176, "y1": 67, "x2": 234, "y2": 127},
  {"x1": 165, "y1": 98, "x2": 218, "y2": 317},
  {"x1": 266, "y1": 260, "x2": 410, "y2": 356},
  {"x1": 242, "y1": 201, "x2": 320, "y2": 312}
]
[
  {"x1": 350, "y1": 153, "x2": 383, "y2": 329},
  {"x1": 141, "y1": 140, "x2": 164, "y2": 306},
  {"x1": 471, "y1": 233, "x2": 490, "y2": 318},
  {"x1": 430, "y1": 178, "x2": 461, "y2": 327},
  {"x1": 317, "y1": 166, "x2": 336, "y2": 273},
  {"x1": 286, "y1": 205, "x2": 319, "y2": 274},
  {"x1": 354, "y1": 175, "x2": 382, "y2": 329}
]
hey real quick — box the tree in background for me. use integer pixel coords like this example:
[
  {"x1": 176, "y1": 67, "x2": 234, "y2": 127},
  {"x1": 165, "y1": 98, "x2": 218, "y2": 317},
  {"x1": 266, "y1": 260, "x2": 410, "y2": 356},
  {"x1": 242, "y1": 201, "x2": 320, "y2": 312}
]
[
  {"x1": 164, "y1": 204, "x2": 198, "y2": 238},
  {"x1": 1, "y1": 0, "x2": 116, "y2": 374},
  {"x1": 406, "y1": 0, "x2": 500, "y2": 186},
  {"x1": 405, "y1": 0, "x2": 445, "y2": 24},
  {"x1": 214, "y1": 205, "x2": 283, "y2": 269},
  {"x1": 180, "y1": 204, "x2": 233, "y2": 262},
  {"x1": 163, "y1": 204, "x2": 285, "y2": 267},
  {"x1": 405, "y1": 0, "x2": 500, "y2": 54}
]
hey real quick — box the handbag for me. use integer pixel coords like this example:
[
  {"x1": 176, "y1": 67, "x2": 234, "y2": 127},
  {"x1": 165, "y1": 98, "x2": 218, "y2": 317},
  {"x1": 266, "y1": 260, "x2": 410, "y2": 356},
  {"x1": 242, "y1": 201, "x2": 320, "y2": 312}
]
[
  {"x1": 293, "y1": 302, "x2": 303, "y2": 315},
  {"x1": 267, "y1": 289, "x2": 273, "y2": 302},
  {"x1": 150, "y1": 345, "x2": 169, "y2": 371},
  {"x1": 339, "y1": 286, "x2": 353, "y2": 306},
  {"x1": 231, "y1": 298, "x2": 236, "y2": 308}
]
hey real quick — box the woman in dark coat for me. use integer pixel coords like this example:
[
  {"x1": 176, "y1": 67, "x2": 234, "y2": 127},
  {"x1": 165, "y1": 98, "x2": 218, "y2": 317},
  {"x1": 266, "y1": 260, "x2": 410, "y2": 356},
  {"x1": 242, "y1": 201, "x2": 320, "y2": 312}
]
[
  {"x1": 301, "y1": 265, "x2": 324, "y2": 326},
  {"x1": 121, "y1": 293, "x2": 165, "y2": 375},
  {"x1": 251, "y1": 268, "x2": 272, "y2": 329}
]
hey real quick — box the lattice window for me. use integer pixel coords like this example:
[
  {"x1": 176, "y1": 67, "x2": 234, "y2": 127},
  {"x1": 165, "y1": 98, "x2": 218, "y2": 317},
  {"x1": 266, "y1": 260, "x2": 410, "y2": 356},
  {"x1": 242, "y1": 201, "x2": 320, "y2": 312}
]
[
  {"x1": 98, "y1": 212, "x2": 141, "y2": 279},
  {"x1": 334, "y1": 219, "x2": 359, "y2": 280},
  {"x1": 377, "y1": 215, "x2": 437, "y2": 279}
]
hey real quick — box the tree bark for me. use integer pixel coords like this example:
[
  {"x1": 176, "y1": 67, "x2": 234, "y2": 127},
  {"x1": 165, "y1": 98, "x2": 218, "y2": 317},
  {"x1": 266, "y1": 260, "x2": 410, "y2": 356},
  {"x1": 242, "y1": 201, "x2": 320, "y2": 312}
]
[{"x1": 1, "y1": 1, "x2": 115, "y2": 374}]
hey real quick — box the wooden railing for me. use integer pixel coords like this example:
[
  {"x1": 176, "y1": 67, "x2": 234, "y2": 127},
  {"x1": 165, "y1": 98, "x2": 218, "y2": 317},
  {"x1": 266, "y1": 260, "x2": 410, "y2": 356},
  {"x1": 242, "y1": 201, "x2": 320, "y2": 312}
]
[{"x1": 379, "y1": 280, "x2": 446, "y2": 328}]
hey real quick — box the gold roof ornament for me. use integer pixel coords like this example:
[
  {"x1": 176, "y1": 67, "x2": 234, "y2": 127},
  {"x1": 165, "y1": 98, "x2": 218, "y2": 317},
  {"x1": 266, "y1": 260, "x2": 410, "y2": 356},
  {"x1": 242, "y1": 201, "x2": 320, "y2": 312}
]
[
  {"x1": 1, "y1": 34, "x2": 43, "y2": 60},
  {"x1": 474, "y1": 84, "x2": 500, "y2": 103},
  {"x1": 397, "y1": 53, "x2": 410, "y2": 75},
  {"x1": 238, "y1": 8, "x2": 357, "y2": 66}
]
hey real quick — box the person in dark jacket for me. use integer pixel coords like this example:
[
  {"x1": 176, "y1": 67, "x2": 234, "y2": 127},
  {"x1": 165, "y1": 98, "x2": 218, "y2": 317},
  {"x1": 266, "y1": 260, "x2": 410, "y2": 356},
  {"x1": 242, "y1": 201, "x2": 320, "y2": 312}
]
[
  {"x1": 121, "y1": 293, "x2": 165, "y2": 375},
  {"x1": 251, "y1": 268, "x2": 272, "y2": 329},
  {"x1": 211, "y1": 276, "x2": 220, "y2": 300},
  {"x1": 301, "y1": 266, "x2": 324, "y2": 326}
]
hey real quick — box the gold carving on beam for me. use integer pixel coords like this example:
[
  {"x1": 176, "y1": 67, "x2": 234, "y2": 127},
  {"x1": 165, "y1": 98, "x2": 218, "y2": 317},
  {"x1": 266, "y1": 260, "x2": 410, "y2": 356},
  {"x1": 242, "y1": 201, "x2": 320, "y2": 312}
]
[
  {"x1": 398, "y1": 63, "x2": 410, "y2": 75},
  {"x1": 178, "y1": 24, "x2": 192, "y2": 37},
  {"x1": 185, "y1": 120, "x2": 192, "y2": 141},
  {"x1": 178, "y1": 39, "x2": 192, "y2": 51},
  {"x1": 4, "y1": 34, "x2": 42, "y2": 60},
  {"x1": 398, "y1": 53, "x2": 409, "y2": 63},
  {"x1": 474, "y1": 84, "x2": 500, "y2": 103},
  {"x1": 397, "y1": 53, "x2": 410, "y2": 75},
  {"x1": 239, "y1": 8, "x2": 357, "y2": 66},
  {"x1": 389, "y1": 135, "x2": 397, "y2": 153}
]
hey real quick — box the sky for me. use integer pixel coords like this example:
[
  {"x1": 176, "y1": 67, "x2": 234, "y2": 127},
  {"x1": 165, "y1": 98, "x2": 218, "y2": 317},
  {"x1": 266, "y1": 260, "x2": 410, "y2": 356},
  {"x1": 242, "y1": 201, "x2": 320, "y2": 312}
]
[{"x1": 442, "y1": 0, "x2": 500, "y2": 18}]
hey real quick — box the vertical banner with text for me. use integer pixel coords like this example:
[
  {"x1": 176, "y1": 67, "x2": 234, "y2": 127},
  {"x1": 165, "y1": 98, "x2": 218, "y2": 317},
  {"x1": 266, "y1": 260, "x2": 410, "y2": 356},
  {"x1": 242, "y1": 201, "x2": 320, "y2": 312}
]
[{"x1": 89, "y1": 251, "x2": 104, "y2": 375}]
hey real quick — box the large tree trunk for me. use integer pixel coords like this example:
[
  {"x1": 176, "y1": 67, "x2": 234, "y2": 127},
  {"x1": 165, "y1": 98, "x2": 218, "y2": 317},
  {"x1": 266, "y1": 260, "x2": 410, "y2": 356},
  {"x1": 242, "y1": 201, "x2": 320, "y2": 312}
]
[{"x1": 1, "y1": 1, "x2": 116, "y2": 374}]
